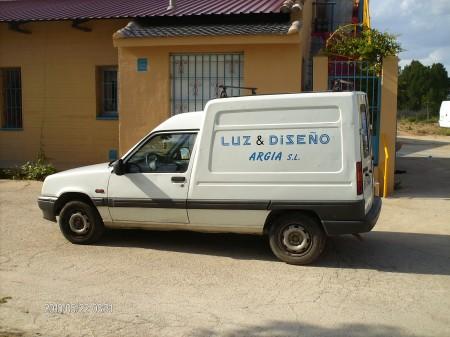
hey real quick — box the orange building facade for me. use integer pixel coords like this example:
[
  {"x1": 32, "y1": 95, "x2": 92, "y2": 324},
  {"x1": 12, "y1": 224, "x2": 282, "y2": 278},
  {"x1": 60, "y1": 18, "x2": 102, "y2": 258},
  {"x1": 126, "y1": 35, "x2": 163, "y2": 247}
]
[{"x1": 0, "y1": 0, "x2": 312, "y2": 169}]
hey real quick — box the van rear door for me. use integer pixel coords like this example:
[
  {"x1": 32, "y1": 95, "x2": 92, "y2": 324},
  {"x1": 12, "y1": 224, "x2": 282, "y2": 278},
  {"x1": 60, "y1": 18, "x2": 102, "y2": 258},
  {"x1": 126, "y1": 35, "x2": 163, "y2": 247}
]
[{"x1": 360, "y1": 102, "x2": 374, "y2": 213}]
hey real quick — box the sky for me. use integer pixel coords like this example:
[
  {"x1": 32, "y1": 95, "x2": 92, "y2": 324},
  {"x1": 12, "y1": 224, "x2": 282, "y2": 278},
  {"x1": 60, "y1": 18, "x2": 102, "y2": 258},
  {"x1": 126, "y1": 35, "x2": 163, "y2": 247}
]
[{"x1": 370, "y1": 0, "x2": 450, "y2": 71}]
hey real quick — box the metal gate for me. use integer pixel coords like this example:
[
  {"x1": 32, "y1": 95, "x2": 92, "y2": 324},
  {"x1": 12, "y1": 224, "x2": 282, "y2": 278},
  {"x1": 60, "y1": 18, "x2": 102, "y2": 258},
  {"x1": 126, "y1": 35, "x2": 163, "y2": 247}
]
[{"x1": 328, "y1": 60, "x2": 381, "y2": 165}]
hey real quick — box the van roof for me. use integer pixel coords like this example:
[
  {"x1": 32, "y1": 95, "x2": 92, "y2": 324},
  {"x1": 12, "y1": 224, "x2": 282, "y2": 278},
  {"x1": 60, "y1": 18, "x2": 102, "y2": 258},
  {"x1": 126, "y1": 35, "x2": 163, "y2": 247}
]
[
  {"x1": 155, "y1": 92, "x2": 363, "y2": 131},
  {"x1": 153, "y1": 110, "x2": 205, "y2": 131}
]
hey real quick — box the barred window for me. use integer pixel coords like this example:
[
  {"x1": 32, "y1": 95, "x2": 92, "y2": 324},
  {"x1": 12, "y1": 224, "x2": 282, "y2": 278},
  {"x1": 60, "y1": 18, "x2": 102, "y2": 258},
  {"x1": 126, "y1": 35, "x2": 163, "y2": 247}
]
[
  {"x1": 1, "y1": 68, "x2": 22, "y2": 129},
  {"x1": 170, "y1": 53, "x2": 244, "y2": 115},
  {"x1": 97, "y1": 66, "x2": 118, "y2": 118}
]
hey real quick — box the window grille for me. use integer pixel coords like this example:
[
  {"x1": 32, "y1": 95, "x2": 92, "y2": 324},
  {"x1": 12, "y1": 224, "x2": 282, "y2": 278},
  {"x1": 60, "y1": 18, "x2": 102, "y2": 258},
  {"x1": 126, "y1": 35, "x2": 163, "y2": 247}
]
[
  {"x1": 99, "y1": 66, "x2": 118, "y2": 118},
  {"x1": 170, "y1": 53, "x2": 244, "y2": 115},
  {"x1": 1, "y1": 68, "x2": 22, "y2": 129}
]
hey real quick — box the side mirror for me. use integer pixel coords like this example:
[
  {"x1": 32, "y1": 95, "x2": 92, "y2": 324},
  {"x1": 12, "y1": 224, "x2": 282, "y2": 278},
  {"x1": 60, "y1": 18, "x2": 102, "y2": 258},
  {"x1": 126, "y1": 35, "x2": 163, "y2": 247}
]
[{"x1": 112, "y1": 159, "x2": 125, "y2": 176}]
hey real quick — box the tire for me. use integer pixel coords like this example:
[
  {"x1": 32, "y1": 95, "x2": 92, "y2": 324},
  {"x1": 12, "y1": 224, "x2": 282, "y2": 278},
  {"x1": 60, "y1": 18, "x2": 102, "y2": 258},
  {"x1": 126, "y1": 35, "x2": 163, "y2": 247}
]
[
  {"x1": 58, "y1": 200, "x2": 105, "y2": 244},
  {"x1": 269, "y1": 213, "x2": 326, "y2": 265}
]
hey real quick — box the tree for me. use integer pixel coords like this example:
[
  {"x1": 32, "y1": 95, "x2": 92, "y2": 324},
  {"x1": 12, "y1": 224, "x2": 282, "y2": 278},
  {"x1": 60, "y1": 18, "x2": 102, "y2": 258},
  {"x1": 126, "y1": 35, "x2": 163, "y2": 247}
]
[
  {"x1": 398, "y1": 60, "x2": 449, "y2": 116},
  {"x1": 428, "y1": 63, "x2": 449, "y2": 112},
  {"x1": 398, "y1": 61, "x2": 429, "y2": 111}
]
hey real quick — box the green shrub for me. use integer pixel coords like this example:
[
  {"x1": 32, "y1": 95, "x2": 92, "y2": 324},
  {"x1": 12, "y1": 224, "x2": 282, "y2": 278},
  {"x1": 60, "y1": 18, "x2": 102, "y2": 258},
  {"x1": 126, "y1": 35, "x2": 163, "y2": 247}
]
[
  {"x1": 1, "y1": 151, "x2": 57, "y2": 181},
  {"x1": 20, "y1": 158, "x2": 56, "y2": 181},
  {"x1": 325, "y1": 26, "x2": 402, "y2": 74}
]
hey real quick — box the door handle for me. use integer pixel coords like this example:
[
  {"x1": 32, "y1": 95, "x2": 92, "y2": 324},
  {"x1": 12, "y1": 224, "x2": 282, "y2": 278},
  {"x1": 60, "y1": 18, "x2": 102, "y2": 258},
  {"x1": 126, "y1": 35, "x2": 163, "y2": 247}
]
[{"x1": 171, "y1": 176, "x2": 186, "y2": 183}]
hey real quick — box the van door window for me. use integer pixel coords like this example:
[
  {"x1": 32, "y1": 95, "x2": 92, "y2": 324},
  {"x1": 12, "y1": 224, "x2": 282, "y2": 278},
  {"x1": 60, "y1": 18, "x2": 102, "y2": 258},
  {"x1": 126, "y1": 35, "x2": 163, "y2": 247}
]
[
  {"x1": 126, "y1": 133, "x2": 197, "y2": 173},
  {"x1": 360, "y1": 104, "x2": 370, "y2": 158}
]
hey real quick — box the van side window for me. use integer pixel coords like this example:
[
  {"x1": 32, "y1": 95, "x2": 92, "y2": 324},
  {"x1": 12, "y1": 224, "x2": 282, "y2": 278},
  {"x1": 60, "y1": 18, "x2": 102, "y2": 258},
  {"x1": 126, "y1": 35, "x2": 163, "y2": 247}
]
[
  {"x1": 360, "y1": 104, "x2": 370, "y2": 158},
  {"x1": 127, "y1": 133, "x2": 197, "y2": 173}
]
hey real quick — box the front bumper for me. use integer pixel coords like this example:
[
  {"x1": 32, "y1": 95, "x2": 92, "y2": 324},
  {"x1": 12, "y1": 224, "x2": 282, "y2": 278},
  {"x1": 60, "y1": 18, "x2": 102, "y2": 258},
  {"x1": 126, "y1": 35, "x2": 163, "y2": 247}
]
[
  {"x1": 322, "y1": 197, "x2": 382, "y2": 236},
  {"x1": 37, "y1": 196, "x2": 57, "y2": 222}
]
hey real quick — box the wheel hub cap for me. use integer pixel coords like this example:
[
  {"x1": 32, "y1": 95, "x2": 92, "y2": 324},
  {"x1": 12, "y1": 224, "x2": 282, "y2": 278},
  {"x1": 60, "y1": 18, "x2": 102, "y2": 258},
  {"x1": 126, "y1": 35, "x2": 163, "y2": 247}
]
[
  {"x1": 68, "y1": 212, "x2": 90, "y2": 235},
  {"x1": 282, "y1": 225, "x2": 311, "y2": 253}
]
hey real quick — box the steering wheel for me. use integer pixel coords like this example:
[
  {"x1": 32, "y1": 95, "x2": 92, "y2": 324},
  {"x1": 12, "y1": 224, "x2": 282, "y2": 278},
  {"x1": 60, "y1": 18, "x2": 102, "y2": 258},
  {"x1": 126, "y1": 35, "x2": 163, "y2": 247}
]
[{"x1": 145, "y1": 152, "x2": 163, "y2": 171}]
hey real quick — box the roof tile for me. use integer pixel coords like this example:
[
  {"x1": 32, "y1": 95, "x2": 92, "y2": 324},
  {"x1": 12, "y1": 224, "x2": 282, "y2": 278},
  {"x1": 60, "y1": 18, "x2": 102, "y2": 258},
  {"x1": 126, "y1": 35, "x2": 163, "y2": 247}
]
[
  {"x1": 116, "y1": 21, "x2": 292, "y2": 38},
  {"x1": 0, "y1": 0, "x2": 285, "y2": 22}
]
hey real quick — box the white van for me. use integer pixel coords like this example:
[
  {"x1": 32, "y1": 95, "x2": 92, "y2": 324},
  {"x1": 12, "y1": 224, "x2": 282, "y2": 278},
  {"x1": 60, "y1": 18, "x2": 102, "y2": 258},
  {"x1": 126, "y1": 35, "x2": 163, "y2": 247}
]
[
  {"x1": 439, "y1": 101, "x2": 450, "y2": 128},
  {"x1": 38, "y1": 92, "x2": 381, "y2": 264}
]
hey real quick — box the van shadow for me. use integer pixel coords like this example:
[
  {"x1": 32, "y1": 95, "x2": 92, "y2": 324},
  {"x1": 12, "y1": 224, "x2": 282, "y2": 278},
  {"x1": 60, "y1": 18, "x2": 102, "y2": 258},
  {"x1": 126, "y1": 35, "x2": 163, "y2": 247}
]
[
  {"x1": 100, "y1": 229, "x2": 276, "y2": 261},
  {"x1": 98, "y1": 229, "x2": 450, "y2": 276},
  {"x1": 319, "y1": 231, "x2": 450, "y2": 275}
]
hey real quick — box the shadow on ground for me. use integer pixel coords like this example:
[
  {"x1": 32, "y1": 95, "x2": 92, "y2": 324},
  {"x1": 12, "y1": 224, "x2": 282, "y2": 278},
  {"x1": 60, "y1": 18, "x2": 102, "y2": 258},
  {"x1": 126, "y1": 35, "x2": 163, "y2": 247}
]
[
  {"x1": 394, "y1": 136, "x2": 450, "y2": 198},
  {"x1": 0, "y1": 321, "x2": 423, "y2": 337},
  {"x1": 320, "y1": 231, "x2": 450, "y2": 275},
  {"x1": 394, "y1": 156, "x2": 450, "y2": 198},
  {"x1": 99, "y1": 229, "x2": 450, "y2": 276},
  {"x1": 100, "y1": 229, "x2": 276, "y2": 261},
  {"x1": 397, "y1": 136, "x2": 449, "y2": 157},
  {"x1": 191, "y1": 321, "x2": 421, "y2": 337}
]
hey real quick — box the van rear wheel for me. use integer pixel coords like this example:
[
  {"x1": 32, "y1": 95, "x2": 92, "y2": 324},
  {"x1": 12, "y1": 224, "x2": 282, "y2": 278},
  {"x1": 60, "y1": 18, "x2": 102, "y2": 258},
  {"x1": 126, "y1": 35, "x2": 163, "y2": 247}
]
[{"x1": 269, "y1": 213, "x2": 326, "y2": 265}]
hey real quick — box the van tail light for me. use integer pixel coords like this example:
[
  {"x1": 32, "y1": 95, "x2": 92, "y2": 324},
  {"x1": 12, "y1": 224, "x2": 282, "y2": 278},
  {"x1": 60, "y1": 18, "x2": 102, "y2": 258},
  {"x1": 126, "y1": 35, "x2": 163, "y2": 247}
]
[{"x1": 356, "y1": 161, "x2": 363, "y2": 195}]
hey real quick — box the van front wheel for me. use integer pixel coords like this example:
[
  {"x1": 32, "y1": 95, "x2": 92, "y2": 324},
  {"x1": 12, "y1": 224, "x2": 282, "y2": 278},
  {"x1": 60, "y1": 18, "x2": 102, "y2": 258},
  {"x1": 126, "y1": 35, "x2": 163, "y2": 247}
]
[
  {"x1": 59, "y1": 200, "x2": 105, "y2": 244},
  {"x1": 269, "y1": 213, "x2": 326, "y2": 265}
]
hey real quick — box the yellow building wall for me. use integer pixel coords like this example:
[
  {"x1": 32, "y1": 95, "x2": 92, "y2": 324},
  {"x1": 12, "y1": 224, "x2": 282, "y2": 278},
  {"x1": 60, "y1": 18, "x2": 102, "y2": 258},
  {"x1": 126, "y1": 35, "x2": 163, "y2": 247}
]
[
  {"x1": 116, "y1": 37, "x2": 303, "y2": 153},
  {"x1": 313, "y1": 56, "x2": 329, "y2": 91},
  {"x1": 1, "y1": 17, "x2": 308, "y2": 167},
  {"x1": 0, "y1": 19, "x2": 127, "y2": 169}
]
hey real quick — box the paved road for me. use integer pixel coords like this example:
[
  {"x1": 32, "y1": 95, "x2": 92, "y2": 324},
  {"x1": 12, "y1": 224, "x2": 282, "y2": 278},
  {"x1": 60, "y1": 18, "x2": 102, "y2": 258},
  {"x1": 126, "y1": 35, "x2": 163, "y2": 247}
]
[{"x1": 1, "y1": 135, "x2": 449, "y2": 337}]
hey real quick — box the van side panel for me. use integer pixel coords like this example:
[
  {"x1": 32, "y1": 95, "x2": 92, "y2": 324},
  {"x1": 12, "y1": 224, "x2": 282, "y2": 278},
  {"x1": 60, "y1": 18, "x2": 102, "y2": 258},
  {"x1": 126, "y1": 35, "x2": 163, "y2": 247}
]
[
  {"x1": 187, "y1": 209, "x2": 269, "y2": 234},
  {"x1": 189, "y1": 93, "x2": 361, "y2": 202}
]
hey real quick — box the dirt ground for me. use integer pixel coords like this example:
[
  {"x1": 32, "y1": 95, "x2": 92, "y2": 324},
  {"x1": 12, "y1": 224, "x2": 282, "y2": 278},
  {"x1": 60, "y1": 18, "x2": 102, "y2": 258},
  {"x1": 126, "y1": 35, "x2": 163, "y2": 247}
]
[
  {"x1": 397, "y1": 119, "x2": 450, "y2": 137},
  {"x1": 1, "y1": 135, "x2": 449, "y2": 337}
]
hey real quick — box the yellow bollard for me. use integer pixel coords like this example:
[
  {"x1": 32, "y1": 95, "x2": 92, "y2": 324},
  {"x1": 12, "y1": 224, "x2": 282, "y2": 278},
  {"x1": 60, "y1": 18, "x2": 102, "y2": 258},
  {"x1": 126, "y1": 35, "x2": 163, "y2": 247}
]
[{"x1": 382, "y1": 134, "x2": 389, "y2": 197}]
